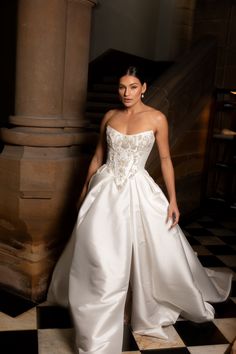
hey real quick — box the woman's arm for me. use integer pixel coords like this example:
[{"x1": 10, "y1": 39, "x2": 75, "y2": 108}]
[
  {"x1": 77, "y1": 112, "x2": 111, "y2": 209},
  {"x1": 155, "y1": 112, "x2": 180, "y2": 227}
]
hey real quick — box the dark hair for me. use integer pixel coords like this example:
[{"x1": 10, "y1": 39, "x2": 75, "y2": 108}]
[{"x1": 119, "y1": 66, "x2": 146, "y2": 85}]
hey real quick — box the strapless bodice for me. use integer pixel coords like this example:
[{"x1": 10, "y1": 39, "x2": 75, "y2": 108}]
[{"x1": 106, "y1": 125, "x2": 155, "y2": 188}]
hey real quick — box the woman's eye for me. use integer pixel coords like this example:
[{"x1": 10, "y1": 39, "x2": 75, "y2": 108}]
[{"x1": 131, "y1": 86, "x2": 138, "y2": 89}]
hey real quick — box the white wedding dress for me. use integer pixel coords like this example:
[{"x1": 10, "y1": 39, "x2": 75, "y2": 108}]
[{"x1": 47, "y1": 125, "x2": 232, "y2": 354}]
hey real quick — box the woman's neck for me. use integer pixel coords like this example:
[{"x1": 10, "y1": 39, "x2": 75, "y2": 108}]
[{"x1": 124, "y1": 101, "x2": 146, "y2": 116}]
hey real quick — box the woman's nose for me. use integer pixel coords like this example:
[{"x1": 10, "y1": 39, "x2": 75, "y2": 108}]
[{"x1": 124, "y1": 88, "x2": 129, "y2": 96}]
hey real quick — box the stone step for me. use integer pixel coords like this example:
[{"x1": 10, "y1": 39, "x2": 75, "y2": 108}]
[
  {"x1": 102, "y1": 75, "x2": 118, "y2": 84},
  {"x1": 86, "y1": 101, "x2": 120, "y2": 113},
  {"x1": 85, "y1": 111, "x2": 104, "y2": 119},
  {"x1": 91, "y1": 83, "x2": 118, "y2": 93},
  {"x1": 86, "y1": 78, "x2": 119, "y2": 128},
  {"x1": 88, "y1": 122, "x2": 101, "y2": 131},
  {"x1": 87, "y1": 91, "x2": 119, "y2": 103}
]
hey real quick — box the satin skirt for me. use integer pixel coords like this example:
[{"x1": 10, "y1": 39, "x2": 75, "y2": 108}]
[{"x1": 47, "y1": 165, "x2": 232, "y2": 354}]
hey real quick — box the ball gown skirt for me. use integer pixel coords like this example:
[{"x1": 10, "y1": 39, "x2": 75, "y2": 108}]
[{"x1": 47, "y1": 125, "x2": 232, "y2": 354}]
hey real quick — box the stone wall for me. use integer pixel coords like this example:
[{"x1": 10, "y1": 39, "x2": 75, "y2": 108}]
[
  {"x1": 145, "y1": 38, "x2": 217, "y2": 216},
  {"x1": 89, "y1": 0, "x2": 161, "y2": 60},
  {"x1": 169, "y1": 0, "x2": 197, "y2": 59},
  {"x1": 161, "y1": 0, "x2": 236, "y2": 88},
  {"x1": 193, "y1": 0, "x2": 236, "y2": 88}
]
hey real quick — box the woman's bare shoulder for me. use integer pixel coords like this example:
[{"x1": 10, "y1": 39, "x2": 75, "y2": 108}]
[
  {"x1": 144, "y1": 107, "x2": 167, "y2": 129},
  {"x1": 99, "y1": 109, "x2": 118, "y2": 128},
  {"x1": 103, "y1": 109, "x2": 122, "y2": 123},
  {"x1": 146, "y1": 107, "x2": 166, "y2": 119}
]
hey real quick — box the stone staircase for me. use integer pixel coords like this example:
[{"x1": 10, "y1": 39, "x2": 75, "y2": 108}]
[
  {"x1": 85, "y1": 49, "x2": 173, "y2": 131},
  {"x1": 85, "y1": 81, "x2": 121, "y2": 130}
]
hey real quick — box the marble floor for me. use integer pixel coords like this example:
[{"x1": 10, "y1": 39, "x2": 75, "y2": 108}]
[{"x1": 0, "y1": 207, "x2": 236, "y2": 354}]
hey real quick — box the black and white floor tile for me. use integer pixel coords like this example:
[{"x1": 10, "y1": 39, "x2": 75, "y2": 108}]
[{"x1": 0, "y1": 208, "x2": 235, "y2": 354}]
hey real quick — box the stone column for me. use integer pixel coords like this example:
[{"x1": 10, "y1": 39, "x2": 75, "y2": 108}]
[
  {"x1": 0, "y1": 0, "x2": 96, "y2": 301},
  {"x1": 3, "y1": 0, "x2": 97, "y2": 141}
]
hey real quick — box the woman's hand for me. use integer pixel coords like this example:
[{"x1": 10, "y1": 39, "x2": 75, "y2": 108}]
[{"x1": 166, "y1": 200, "x2": 180, "y2": 228}]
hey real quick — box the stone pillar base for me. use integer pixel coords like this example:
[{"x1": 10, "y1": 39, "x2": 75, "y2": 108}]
[{"x1": 0, "y1": 144, "x2": 90, "y2": 301}]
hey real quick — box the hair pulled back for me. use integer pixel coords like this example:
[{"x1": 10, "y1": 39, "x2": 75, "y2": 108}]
[{"x1": 119, "y1": 66, "x2": 146, "y2": 85}]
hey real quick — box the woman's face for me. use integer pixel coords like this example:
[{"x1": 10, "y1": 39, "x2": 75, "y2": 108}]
[{"x1": 118, "y1": 75, "x2": 146, "y2": 107}]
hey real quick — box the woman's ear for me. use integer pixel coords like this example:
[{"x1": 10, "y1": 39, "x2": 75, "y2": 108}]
[{"x1": 142, "y1": 82, "x2": 147, "y2": 94}]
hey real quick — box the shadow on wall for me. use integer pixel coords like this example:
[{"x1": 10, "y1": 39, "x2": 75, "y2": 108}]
[{"x1": 0, "y1": 1, "x2": 17, "y2": 135}]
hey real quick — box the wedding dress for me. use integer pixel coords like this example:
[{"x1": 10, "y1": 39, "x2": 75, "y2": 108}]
[{"x1": 47, "y1": 125, "x2": 232, "y2": 354}]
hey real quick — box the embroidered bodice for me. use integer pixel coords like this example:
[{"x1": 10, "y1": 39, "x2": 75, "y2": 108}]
[{"x1": 106, "y1": 125, "x2": 155, "y2": 188}]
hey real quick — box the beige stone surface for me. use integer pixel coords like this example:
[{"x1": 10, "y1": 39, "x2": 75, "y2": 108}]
[
  {"x1": 15, "y1": 0, "x2": 67, "y2": 117},
  {"x1": 214, "y1": 318, "x2": 236, "y2": 343},
  {"x1": 38, "y1": 329, "x2": 75, "y2": 354},
  {"x1": 217, "y1": 256, "x2": 236, "y2": 267},
  {"x1": 0, "y1": 308, "x2": 37, "y2": 331},
  {"x1": 0, "y1": 144, "x2": 91, "y2": 300},
  {"x1": 133, "y1": 326, "x2": 185, "y2": 350},
  {"x1": 188, "y1": 344, "x2": 230, "y2": 354},
  {"x1": 192, "y1": 245, "x2": 213, "y2": 256}
]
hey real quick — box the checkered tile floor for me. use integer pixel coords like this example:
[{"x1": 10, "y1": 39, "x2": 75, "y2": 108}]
[{"x1": 0, "y1": 208, "x2": 235, "y2": 354}]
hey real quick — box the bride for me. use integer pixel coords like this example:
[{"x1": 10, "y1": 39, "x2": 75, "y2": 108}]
[{"x1": 47, "y1": 66, "x2": 232, "y2": 354}]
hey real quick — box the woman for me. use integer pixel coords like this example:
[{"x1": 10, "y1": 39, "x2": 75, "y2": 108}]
[{"x1": 48, "y1": 66, "x2": 232, "y2": 354}]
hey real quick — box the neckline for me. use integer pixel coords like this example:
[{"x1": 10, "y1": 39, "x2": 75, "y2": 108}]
[{"x1": 107, "y1": 125, "x2": 155, "y2": 138}]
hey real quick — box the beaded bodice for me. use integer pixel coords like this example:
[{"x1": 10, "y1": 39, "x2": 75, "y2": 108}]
[{"x1": 106, "y1": 125, "x2": 155, "y2": 188}]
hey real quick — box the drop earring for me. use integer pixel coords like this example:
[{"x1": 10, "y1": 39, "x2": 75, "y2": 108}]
[{"x1": 141, "y1": 93, "x2": 144, "y2": 99}]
